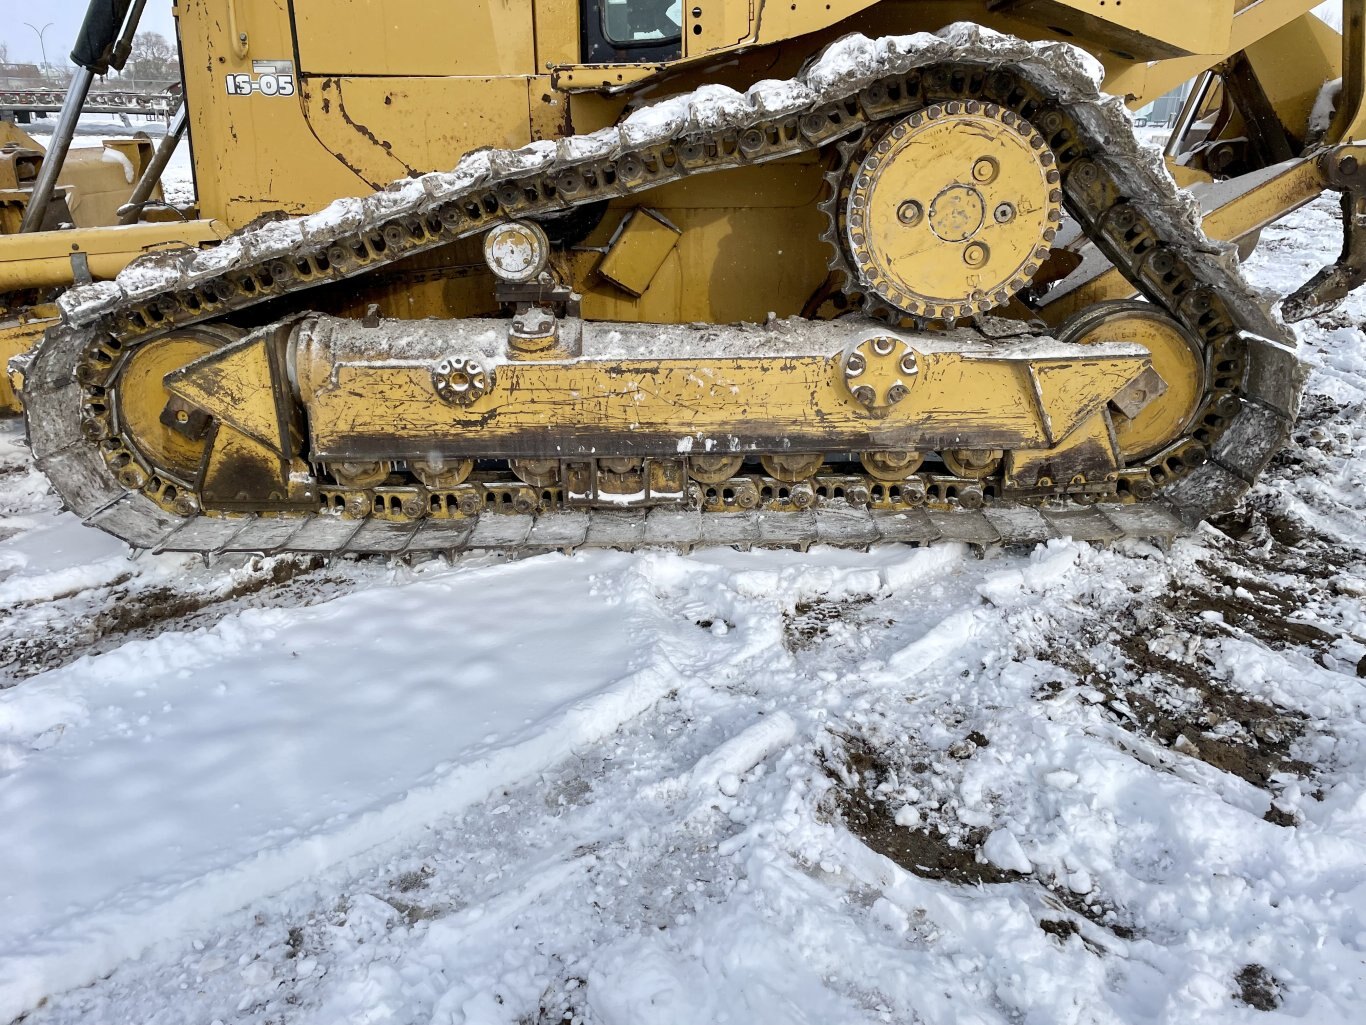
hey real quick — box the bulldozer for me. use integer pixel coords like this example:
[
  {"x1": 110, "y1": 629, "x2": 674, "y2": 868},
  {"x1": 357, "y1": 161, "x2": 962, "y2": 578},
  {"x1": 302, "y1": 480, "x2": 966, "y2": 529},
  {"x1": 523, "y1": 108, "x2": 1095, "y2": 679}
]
[{"x1": 6, "y1": 0, "x2": 1366, "y2": 556}]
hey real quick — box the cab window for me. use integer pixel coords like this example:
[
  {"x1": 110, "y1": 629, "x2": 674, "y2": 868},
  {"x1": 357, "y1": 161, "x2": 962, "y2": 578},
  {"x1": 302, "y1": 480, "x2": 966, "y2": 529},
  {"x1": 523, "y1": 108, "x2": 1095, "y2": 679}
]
[{"x1": 581, "y1": 0, "x2": 683, "y2": 63}]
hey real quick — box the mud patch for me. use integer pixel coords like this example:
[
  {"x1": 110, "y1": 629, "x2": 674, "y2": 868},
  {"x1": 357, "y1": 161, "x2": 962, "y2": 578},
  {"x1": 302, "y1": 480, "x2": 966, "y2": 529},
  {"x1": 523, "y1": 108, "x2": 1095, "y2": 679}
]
[
  {"x1": 1035, "y1": 543, "x2": 1326, "y2": 792},
  {"x1": 1038, "y1": 917, "x2": 1078, "y2": 942},
  {"x1": 784, "y1": 594, "x2": 877, "y2": 651},
  {"x1": 1103, "y1": 642, "x2": 1311, "y2": 790},
  {"x1": 1234, "y1": 963, "x2": 1282, "y2": 1011},
  {"x1": 821, "y1": 732, "x2": 1016, "y2": 885},
  {"x1": 823, "y1": 732, "x2": 1138, "y2": 940},
  {"x1": 525, "y1": 976, "x2": 589, "y2": 1025},
  {"x1": 0, "y1": 556, "x2": 339, "y2": 684}
]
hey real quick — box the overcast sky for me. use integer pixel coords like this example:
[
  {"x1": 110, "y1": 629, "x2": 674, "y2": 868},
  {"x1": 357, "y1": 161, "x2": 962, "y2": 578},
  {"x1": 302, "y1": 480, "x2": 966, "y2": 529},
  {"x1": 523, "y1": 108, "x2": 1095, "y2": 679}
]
[
  {"x1": 0, "y1": 1, "x2": 178, "y2": 66},
  {"x1": 0, "y1": 1, "x2": 1346, "y2": 66}
]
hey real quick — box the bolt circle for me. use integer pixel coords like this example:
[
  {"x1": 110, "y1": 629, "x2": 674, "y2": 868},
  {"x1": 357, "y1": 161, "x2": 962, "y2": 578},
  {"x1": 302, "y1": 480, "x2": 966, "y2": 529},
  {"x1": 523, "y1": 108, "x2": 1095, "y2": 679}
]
[
  {"x1": 837, "y1": 103, "x2": 1061, "y2": 320},
  {"x1": 972, "y1": 157, "x2": 999, "y2": 183},
  {"x1": 433, "y1": 357, "x2": 494, "y2": 406}
]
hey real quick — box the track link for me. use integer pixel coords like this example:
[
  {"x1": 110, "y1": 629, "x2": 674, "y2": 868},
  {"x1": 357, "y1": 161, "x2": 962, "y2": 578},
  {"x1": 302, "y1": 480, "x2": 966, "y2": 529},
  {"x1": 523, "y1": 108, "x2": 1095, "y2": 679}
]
[{"x1": 18, "y1": 25, "x2": 1305, "y2": 557}]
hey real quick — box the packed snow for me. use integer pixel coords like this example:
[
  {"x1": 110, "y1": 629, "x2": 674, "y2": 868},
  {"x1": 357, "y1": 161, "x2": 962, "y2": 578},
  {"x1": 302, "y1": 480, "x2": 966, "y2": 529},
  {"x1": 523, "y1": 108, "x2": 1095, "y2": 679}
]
[{"x1": 1, "y1": 199, "x2": 1364, "y2": 1025}]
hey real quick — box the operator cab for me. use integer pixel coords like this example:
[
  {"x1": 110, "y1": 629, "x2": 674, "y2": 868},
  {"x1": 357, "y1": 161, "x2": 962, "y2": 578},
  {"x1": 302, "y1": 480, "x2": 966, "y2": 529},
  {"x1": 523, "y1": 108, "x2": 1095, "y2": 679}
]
[{"x1": 582, "y1": 0, "x2": 684, "y2": 63}]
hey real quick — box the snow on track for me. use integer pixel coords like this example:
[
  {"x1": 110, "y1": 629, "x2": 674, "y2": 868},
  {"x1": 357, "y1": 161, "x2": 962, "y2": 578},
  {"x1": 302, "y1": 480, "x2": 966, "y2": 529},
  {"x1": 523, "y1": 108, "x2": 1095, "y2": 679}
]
[{"x1": 0, "y1": 195, "x2": 1363, "y2": 1024}]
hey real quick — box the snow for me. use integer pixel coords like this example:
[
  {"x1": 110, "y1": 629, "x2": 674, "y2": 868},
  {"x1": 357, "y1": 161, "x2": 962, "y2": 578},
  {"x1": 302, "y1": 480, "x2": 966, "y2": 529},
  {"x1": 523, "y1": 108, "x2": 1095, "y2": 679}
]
[
  {"x1": 100, "y1": 146, "x2": 135, "y2": 185},
  {"x1": 1, "y1": 193, "x2": 1366, "y2": 1025},
  {"x1": 0, "y1": 553, "x2": 697, "y2": 1021},
  {"x1": 981, "y1": 827, "x2": 1032, "y2": 874}
]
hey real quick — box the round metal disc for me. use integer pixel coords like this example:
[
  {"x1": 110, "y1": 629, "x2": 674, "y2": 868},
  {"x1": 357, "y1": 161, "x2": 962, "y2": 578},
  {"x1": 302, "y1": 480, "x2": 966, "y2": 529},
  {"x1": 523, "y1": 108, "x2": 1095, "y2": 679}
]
[
  {"x1": 113, "y1": 326, "x2": 241, "y2": 481},
  {"x1": 1059, "y1": 301, "x2": 1208, "y2": 463},
  {"x1": 842, "y1": 103, "x2": 1061, "y2": 319},
  {"x1": 482, "y1": 220, "x2": 550, "y2": 283},
  {"x1": 412, "y1": 458, "x2": 474, "y2": 488}
]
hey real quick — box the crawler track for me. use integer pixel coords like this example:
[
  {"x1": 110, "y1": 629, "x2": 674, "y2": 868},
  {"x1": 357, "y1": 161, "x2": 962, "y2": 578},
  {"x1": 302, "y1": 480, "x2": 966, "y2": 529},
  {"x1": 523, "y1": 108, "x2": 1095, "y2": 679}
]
[{"x1": 19, "y1": 26, "x2": 1304, "y2": 556}]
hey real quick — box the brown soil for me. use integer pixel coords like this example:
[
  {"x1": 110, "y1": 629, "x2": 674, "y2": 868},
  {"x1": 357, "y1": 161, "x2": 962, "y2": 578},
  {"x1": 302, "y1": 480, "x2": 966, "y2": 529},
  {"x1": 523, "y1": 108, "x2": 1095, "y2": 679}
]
[
  {"x1": 1034, "y1": 537, "x2": 1333, "y2": 795},
  {"x1": 783, "y1": 595, "x2": 879, "y2": 651},
  {"x1": 823, "y1": 733, "x2": 1138, "y2": 941},
  {"x1": 0, "y1": 556, "x2": 336, "y2": 684},
  {"x1": 1234, "y1": 964, "x2": 1283, "y2": 1011},
  {"x1": 824, "y1": 733, "x2": 1016, "y2": 885}
]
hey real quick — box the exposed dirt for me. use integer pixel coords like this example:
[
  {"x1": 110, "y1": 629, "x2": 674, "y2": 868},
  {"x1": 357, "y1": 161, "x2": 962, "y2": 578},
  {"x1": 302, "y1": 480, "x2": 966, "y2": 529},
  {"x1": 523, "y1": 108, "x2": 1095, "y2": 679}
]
[
  {"x1": 823, "y1": 732, "x2": 1016, "y2": 885},
  {"x1": 823, "y1": 732, "x2": 1138, "y2": 942},
  {"x1": 783, "y1": 594, "x2": 879, "y2": 651},
  {"x1": 525, "y1": 976, "x2": 589, "y2": 1025},
  {"x1": 0, "y1": 556, "x2": 347, "y2": 685},
  {"x1": 1234, "y1": 963, "x2": 1283, "y2": 1011},
  {"x1": 1033, "y1": 539, "x2": 1331, "y2": 794}
]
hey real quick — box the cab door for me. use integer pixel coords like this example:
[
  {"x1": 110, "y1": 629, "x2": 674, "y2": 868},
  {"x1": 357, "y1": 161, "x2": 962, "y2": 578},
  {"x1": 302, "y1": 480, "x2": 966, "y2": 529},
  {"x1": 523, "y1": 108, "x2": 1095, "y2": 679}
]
[{"x1": 289, "y1": 0, "x2": 538, "y2": 186}]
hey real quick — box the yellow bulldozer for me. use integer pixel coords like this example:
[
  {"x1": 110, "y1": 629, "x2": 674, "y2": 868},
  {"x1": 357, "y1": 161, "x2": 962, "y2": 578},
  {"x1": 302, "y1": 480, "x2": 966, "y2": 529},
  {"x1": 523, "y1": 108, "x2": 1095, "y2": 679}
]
[{"x1": 4, "y1": 0, "x2": 1364, "y2": 555}]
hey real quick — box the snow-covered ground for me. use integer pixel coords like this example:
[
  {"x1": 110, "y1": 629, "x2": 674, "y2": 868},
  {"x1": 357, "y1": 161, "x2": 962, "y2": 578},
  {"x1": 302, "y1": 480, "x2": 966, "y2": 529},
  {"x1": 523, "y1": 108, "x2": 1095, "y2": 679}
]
[{"x1": 1, "y1": 195, "x2": 1364, "y2": 1024}]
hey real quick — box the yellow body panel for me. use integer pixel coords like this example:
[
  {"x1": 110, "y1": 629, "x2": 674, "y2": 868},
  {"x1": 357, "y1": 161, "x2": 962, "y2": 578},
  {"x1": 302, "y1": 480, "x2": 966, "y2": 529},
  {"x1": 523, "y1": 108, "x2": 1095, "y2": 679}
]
[
  {"x1": 597, "y1": 209, "x2": 682, "y2": 297},
  {"x1": 993, "y1": 0, "x2": 1234, "y2": 58},
  {"x1": 0, "y1": 313, "x2": 52, "y2": 412},
  {"x1": 160, "y1": 0, "x2": 1345, "y2": 229},
  {"x1": 291, "y1": 0, "x2": 536, "y2": 76},
  {"x1": 0, "y1": 220, "x2": 226, "y2": 292}
]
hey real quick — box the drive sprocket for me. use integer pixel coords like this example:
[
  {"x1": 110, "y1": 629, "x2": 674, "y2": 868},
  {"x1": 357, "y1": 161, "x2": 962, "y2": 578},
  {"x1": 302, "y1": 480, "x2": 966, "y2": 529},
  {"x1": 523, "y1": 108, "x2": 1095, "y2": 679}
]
[{"x1": 822, "y1": 99, "x2": 1062, "y2": 323}]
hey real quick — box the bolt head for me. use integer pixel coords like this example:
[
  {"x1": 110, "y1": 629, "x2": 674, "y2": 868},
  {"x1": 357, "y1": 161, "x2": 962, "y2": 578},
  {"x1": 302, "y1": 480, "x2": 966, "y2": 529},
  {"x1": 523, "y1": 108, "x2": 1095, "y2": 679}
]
[
  {"x1": 963, "y1": 242, "x2": 990, "y2": 268},
  {"x1": 117, "y1": 465, "x2": 146, "y2": 489},
  {"x1": 994, "y1": 202, "x2": 1015, "y2": 223},
  {"x1": 897, "y1": 200, "x2": 924, "y2": 226}
]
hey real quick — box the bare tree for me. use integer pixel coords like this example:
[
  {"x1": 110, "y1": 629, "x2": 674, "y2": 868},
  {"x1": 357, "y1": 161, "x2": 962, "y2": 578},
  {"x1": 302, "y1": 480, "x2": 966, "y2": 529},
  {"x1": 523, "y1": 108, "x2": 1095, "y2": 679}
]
[{"x1": 126, "y1": 31, "x2": 179, "y2": 87}]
